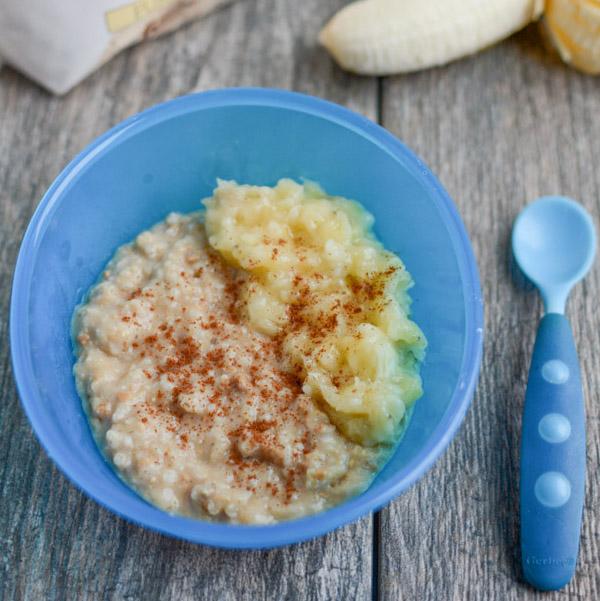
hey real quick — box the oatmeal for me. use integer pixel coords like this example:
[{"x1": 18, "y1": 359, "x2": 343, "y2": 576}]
[{"x1": 73, "y1": 180, "x2": 425, "y2": 524}]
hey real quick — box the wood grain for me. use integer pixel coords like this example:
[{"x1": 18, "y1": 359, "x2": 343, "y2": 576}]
[
  {"x1": 379, "y1": 25, "x2": 600, "y2": 601},
  {"x1": 0, "y1": 1, "x2": 376, "y2": 600},
  {"x1": 1, "y1": 3, "x2": 599, "y2": 600}
]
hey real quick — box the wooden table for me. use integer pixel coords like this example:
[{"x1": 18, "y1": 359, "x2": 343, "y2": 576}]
[{"x1": 1, "y1": 1, "x2": 599, "y2": 599}]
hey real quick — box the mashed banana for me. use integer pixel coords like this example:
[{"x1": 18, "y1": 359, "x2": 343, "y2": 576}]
[{"x1": 204, "y1": 179, "x2": 426, "y2": 445}]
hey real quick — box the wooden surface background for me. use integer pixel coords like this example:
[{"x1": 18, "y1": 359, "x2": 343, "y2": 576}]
[{"x1": 0, "y1": 1, "x2": 599, "y2": 599}]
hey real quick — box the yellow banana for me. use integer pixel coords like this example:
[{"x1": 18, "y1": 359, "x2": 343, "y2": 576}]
[
  {"x1": 543, "y1": 0, "x2": 600, "y2": 74},
  {"x1": 319, "y1": 0, "x2": 545, "y2": 75}
]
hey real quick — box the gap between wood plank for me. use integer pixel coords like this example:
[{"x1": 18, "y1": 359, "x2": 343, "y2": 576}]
[
  {"x1": 376, "y1": 77, "x2": 385, "y2": 130},
  {"x1": 372, "y1": 510, "x2": 381, "y2": 601},
  {"x1": 372, "y1": 75, "x2": 385, "y2": 601}
]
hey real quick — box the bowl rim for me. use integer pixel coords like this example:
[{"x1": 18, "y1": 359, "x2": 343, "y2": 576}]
[{"x1": 10, "y1": 87, "x2": 483, "y2": 549}]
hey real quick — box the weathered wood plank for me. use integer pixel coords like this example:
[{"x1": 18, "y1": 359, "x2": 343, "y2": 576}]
[
  {"x1": 0, "y1": 1, "x2": 377, "y2": 600},
  {"x1": 379, "y1": 25, "x2": 600, "y2": 601}
]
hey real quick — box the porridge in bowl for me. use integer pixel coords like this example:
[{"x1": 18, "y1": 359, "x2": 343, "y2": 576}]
[{"x1": 73, "y1": 179, "x2": 426, "y2": 524}]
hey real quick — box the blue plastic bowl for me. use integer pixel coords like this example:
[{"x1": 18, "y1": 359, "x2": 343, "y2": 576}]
[{"x1": 10, "y1": 88, "x2": 483, "y2": 549}]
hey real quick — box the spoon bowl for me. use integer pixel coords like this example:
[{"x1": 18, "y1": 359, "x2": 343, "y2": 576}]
[{"x1": 512, "y1": 196, "x2": 596, "y2": 313}]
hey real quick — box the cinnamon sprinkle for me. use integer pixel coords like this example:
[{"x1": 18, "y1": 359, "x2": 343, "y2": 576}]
[
  {"x1": 120, "y1": 265, "x2": 318, "y2": 504},
  {"x1": 112, "y1": 227, "x2": 398, "y2": 509}
]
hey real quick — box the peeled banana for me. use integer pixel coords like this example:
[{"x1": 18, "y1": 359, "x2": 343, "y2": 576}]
[
  {"x1": 319, "y1": 0, "x2": 600, "y2": 76},
  {"x1": 543, "y1": 0, "x2": 600, "y2": 74},
  {"x1": 319, "y1": 0, "x2": 545, "y2": 75}
]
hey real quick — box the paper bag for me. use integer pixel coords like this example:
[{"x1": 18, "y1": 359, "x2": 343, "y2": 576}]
[{"x1": 0, "y1": 0, "x2": 234, "y2": 95}]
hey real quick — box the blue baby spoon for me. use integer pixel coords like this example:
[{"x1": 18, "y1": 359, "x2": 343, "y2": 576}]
[{"x1": 512, "y1": 196, "x2": 596, "y2": 591}]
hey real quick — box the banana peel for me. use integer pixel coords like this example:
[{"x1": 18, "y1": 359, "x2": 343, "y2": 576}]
[{"x1": 543, "y1": 0, "x2": 600, "y2": 74}]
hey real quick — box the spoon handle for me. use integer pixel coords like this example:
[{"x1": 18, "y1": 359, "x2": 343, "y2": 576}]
[{"x1": 520, "y1": 313, "x2": 585, "y2": 591}]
